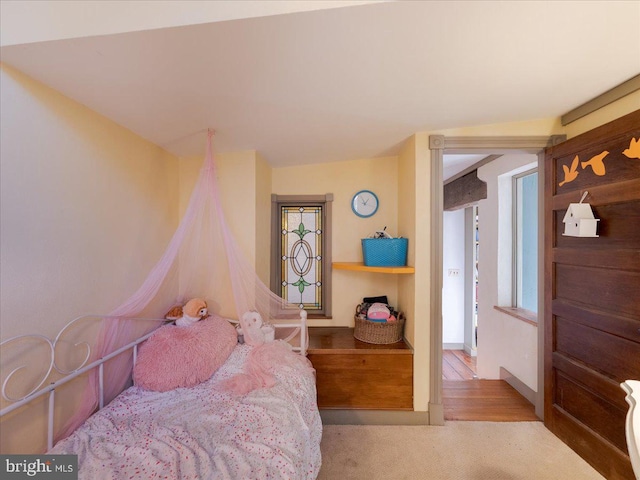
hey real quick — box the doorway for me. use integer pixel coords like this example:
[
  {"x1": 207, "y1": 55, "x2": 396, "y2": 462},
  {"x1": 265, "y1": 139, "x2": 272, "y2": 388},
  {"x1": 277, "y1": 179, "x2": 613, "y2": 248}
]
[
  {"x1": 441, "y1": 204, "x2": 477, "y2": 364},
  {"x1": 429, "y1": 135, "x2": 564, "y2": 425},
  {"x1": 442, "y1": 200, "x2": 536, "y2": 421}
]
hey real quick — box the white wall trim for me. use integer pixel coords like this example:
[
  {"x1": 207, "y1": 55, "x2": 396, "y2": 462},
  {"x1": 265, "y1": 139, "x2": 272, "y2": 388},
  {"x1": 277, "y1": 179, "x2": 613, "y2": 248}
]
[{"x1": 500, "y1": 367, "x2": 537, "y2": 409}]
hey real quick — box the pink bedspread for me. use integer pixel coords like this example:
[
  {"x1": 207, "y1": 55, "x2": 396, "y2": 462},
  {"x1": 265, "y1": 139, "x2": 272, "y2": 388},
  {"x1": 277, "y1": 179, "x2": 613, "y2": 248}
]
[{"x1": 50, "y1": 344, "x2": 322, "y2": 479}]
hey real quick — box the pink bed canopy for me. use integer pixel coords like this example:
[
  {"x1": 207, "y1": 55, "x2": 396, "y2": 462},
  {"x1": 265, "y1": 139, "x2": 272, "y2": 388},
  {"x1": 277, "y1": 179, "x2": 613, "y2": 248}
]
[{"x1": 59, "y1": 130, "x2": 301, "y2": 440}]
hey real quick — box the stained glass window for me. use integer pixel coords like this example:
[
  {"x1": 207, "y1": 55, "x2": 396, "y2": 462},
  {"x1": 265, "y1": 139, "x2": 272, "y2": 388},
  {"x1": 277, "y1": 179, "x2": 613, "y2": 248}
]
[{"x1": 280, "y1": 206, "x2": 323, "y2": 310}]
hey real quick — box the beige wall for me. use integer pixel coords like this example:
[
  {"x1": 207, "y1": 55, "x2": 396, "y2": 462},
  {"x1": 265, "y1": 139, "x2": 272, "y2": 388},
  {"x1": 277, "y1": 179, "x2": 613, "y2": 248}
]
[
  {"x1": 255, "y1": 152, "x2": 273, "y2": 285},
  {"x1": 178, "y1": 149, "x2": 258, "y2": 262},
  {"x1": 397, "y1": 133, "x2": 431, "y2": 412},
  {"x1": 0, "y1": 64, "x2": 179, "y2": 453},
  {"x1": 0, "y1": 64, "x2": 179, "y2": 341},
  {"x1": 176, "y1": 152, "x2": 402, "y2": 328},
  {"x1": 272, "y1": 156, "x2": 399, "y2": 328},
  {"x1": 177, "y1": 150, "x2": 265, "y2": 318}
]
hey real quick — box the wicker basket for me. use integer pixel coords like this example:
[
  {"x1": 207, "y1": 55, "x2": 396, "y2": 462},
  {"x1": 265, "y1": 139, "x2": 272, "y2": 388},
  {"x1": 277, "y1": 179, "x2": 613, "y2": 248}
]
[{"x1": 354, "y1": 313, "x2": 405, "y2": 344}]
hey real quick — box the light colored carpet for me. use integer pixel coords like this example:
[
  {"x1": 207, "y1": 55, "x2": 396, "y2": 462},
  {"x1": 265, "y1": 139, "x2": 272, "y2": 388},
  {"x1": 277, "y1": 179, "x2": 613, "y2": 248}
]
[{"x1": 318, "y1": 422, "x2": 605, "y2": 479}]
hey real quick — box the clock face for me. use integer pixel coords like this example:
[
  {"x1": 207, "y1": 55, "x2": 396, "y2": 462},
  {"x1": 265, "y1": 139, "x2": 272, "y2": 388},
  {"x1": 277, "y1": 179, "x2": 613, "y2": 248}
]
[{"x1": 351, "y1": 190, "x2": 379, "y2": 218}]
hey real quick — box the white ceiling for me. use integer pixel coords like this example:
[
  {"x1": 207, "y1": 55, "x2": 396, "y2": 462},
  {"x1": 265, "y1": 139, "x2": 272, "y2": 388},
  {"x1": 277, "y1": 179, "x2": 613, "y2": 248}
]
[
  {"x1": 442, "y1": 154, "x2": 488, "y2": 181},
  {"x1": 1, "y1": 1, "x2": 639, "y2": 169}
]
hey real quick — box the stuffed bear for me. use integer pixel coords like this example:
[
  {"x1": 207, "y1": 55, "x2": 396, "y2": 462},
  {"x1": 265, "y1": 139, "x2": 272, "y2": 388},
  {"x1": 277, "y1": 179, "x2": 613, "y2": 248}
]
[
  {"x1": 237, "y1": 311, "x2": 275, "y2": 346},
  {"x1": 165, "y1": 298, "x2": 209, "y2": 327}
]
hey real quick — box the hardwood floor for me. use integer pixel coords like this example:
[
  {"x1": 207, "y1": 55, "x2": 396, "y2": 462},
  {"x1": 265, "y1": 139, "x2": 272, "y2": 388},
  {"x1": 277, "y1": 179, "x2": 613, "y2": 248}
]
[
  {"x1": 443, "y1": 349, "x2": 477, "y2": 380},
  {"x1": 442, "y1": 349, "x2": 539, "y2": 422}
]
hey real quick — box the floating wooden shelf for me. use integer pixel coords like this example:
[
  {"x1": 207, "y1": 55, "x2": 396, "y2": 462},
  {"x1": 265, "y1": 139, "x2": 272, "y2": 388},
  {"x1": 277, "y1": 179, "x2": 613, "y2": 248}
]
[{"x1": 332, "y1": 262, "x2": 415, "y2": 274}]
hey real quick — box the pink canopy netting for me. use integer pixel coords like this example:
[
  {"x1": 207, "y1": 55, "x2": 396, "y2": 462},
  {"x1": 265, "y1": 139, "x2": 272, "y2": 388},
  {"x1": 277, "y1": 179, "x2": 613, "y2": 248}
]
[{"x1": 57, "y1": 131, "x2": 302, "y2": 441}]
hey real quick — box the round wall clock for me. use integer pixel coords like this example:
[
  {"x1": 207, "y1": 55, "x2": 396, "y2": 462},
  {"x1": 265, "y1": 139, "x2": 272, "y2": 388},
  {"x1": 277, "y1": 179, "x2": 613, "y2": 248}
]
[{"x1": 351, "y1": 190, "x2": 379, "y2": 218}]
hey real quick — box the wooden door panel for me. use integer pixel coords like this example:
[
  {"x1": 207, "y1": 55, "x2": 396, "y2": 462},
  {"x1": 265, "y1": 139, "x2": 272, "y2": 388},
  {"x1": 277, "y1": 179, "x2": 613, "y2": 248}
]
[
  {"x1": 555, "y1": 201, "x2": 640, "y2": 248},
  {"x1": 550, "y1": 406, "x2": 636, "y2": 480},
  {"x1": 555, "y1": 372, "x2": 628, "y2": 451},
  {"x1": 556, "y1": 317, "x2": 640, "y2": 381},
  {"x1": 595, "y1": 201, "x2": 640, "y2": 241},
  {"x1": 555, "y1": 265, "x2": 640, "y2": 317},
  {"x1": 545, "y1": 109, "x2": 640, "y2": 479},
  {"x1": 553, "y1": 136, "x2": 640, "y2": 192},
  {"x1": 553, "y1": 300, "x2": 640, "y2": 344},
  {"x1": 553, "y1": 248, "x2": 640, "y2": 271},
  {"x1": 552, "y1": 353, "x2": 629, "y2": 411}
]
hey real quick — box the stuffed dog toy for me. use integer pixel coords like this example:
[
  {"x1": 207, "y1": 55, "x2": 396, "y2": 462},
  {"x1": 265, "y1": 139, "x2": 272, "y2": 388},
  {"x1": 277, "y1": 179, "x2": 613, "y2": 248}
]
[{"x1": 165, "y1": 298, "x2": 209, "y2": 327}]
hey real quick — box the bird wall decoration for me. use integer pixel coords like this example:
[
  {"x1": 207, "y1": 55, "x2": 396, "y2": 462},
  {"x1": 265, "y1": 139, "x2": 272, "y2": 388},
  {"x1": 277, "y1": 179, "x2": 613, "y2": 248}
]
[{"x1": 558, "y1": 135, "x2": 639, "y2": 188}]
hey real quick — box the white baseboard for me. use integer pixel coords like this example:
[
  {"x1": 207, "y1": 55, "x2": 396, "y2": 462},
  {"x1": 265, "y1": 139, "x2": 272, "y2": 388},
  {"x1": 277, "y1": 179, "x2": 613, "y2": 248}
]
[
  {"x1": 443, "y1": 343, "x2": 464, "y2": 350},
  {"x1": 499, "y1": 367, "x2": 537, "y2": 406},
  {"x1": 463, "y1": 344, "x2": 477, "y2": 357}
]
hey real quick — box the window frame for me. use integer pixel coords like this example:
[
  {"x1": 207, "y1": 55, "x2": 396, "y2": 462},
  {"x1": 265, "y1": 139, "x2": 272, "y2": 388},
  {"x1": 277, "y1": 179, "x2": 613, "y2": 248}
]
[
  {"x1": 270, "y1": 194, "x2": 333, "y2": 318},
  {"x1": 512, "y1": 168, "x2": 538, "y2": 314}
]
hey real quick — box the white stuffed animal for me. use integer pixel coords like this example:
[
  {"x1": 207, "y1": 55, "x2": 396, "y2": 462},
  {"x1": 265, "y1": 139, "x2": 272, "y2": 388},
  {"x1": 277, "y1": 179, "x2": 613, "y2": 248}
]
[{"x1": 237, "y1": 311, "x2": 275, "y2": 346}]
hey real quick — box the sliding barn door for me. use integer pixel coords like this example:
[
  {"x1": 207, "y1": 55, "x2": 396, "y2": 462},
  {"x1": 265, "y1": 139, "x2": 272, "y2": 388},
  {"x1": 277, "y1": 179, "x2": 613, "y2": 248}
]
[{"x1": 544, "y1": 109, "x2": 640, "y2": 480}]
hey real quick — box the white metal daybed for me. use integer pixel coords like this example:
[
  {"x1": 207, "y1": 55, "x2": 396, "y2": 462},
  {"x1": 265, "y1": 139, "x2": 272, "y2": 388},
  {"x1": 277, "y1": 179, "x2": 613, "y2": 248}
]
[{"x1": 0, "y1": 311, "x2": 321, "y2": 480}]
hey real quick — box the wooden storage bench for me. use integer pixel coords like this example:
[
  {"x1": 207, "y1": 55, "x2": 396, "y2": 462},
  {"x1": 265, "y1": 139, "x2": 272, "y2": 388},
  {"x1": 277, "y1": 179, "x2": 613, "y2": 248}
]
[{"x1": 307, "y1": 327, "x2": 413, "y2": 410}]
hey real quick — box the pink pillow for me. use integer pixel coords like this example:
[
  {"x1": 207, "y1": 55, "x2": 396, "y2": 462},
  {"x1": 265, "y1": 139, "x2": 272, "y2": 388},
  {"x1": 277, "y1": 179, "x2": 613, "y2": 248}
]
[{"x1": 133, "y1": 315, "x2": 237, "y2": 392}]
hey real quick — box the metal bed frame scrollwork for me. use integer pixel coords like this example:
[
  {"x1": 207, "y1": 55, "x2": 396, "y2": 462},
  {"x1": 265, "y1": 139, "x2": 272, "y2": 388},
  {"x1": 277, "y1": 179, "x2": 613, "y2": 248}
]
[{"x1": 0, "y1": 311, "x2": 307, "y2": 451}]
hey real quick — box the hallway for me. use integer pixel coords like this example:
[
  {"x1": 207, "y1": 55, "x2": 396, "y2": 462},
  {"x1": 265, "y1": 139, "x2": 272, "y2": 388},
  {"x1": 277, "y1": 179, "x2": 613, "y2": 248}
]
[
  {"x1": 442, "y1": 349, "x2": 539, "y2": 422},
  {"x1": 443, "y1": 349, "x2": 478, "y2": 380}
]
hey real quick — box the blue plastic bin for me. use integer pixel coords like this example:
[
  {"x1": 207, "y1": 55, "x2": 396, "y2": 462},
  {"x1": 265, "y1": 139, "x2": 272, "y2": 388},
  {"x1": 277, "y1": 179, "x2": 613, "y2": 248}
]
[{"x1": 361, "y1": 238, "x2": 408, "y2": 267}]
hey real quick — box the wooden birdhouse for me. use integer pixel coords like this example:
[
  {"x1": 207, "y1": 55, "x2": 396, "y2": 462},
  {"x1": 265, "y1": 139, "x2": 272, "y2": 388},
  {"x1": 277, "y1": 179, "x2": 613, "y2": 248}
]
[{"x1": 562, "y1": 202, "x2": 599, "y2": 237}]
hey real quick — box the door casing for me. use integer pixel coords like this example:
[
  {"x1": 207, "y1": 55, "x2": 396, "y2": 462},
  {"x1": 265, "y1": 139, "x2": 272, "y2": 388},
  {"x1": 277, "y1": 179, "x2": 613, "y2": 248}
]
[{"x1": 428, "y1": 135, "x2": 565, "y2": 424}]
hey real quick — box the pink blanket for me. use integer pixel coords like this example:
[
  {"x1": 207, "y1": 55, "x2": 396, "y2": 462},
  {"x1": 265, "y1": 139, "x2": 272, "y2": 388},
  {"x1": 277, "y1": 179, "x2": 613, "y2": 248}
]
[
  {"x1": 223, "y1": 341, "x2": 315, "y2": 395},
  {"x1": 50, "y1": 344, "x2": 322, "y2": 479}
]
